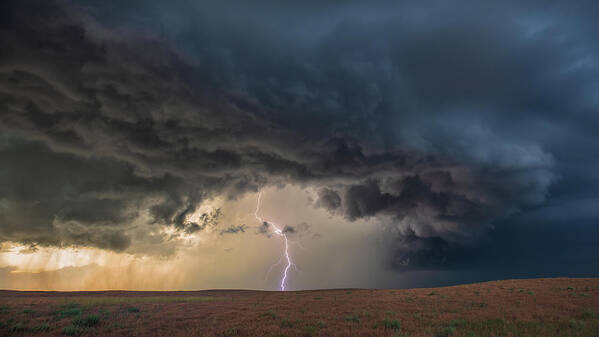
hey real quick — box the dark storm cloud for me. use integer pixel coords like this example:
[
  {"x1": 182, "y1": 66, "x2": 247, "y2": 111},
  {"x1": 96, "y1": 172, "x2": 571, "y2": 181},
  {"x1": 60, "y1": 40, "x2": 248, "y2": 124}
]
[
  {"x1": 1, "y1": 0, "x2": 598, "y2": 274},
  {"x1": 220, "y1": 224, "x2": 247, "y2": 235},
  {"x1": 257, "y1": 222, "x2": 270, "y2": 235},
  {"x1": 315, "y1": 188, "x2": 341, "y2": 212},
  {"x1": 281, "y1": 223, "x2": 311, "y2": 235}
]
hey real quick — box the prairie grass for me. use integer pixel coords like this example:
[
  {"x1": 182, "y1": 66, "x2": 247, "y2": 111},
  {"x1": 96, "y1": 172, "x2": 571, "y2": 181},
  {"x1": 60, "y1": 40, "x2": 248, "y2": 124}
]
[
  {"x1": 582, "y1": 309, "x2": 596, "y2": 319},
  {"x1": 63, "y1": 324, "x2": 83, "y2": 336},
  {"x1": 55, "y1": 296, "x2": 229, "y2": 307},
  {"x1": 73, "y1": 314, "x2": 100, "y2": 327},
  {"x1": 280, "y1": 318, "x2": 294, "y2": 328},
  {"x1": 383, "y1": 318, "x2": 401, "y2": 330},
  {"x1": 344, "y1": 315, "x2": 360, "y2": 323},
  {"x1": 53, "y1": 303, "x2": 82, "y2": 318},
  {"x1": 126, "y1": 306, "x2": 140, "y2": 313},
  {"x1": 30, "y1": 323, "x2": 50, "y2": 332},
  {"x1": 2, "y1": 278, "x2": 599, "y2": 337},
  {"x1": 261, "y1": 309, "x2": 276, "y2": 319},
  {"x1": 302, "y1": 325, "x2": 317, "y2": 336}
]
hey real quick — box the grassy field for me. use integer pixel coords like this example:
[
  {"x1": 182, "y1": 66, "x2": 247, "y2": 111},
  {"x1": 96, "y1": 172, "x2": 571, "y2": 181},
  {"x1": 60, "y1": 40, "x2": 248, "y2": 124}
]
[
  {"x1": 0, "y1": 278, "x2": 598, "y2": 336},
  {"x1": 54, "y1": 296, "x2": 231, "y2": 307}
]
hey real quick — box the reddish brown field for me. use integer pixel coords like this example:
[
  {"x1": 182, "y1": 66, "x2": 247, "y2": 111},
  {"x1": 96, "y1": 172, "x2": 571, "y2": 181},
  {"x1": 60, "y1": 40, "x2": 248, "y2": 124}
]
[{"x1": 1, "y1": 278, "x2": 598, "y2": 337}]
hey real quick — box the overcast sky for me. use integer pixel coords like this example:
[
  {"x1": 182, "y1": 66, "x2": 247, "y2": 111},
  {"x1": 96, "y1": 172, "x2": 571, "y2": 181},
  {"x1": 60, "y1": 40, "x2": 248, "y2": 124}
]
[{"x1": 0, "y1": 0, "x2": 598, "y2": 290}]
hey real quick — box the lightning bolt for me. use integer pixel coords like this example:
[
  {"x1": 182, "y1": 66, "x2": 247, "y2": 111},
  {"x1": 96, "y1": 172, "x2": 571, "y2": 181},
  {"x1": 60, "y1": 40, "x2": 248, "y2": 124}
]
[{"x1": 254, "y1": 191, "x2": 295, "y2": 291}]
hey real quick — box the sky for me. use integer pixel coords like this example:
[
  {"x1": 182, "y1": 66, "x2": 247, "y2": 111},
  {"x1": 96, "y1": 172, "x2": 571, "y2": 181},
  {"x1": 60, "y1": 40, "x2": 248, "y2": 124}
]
[{"x1": 0, "y1": 0, "x2": 598, "y2": 290}]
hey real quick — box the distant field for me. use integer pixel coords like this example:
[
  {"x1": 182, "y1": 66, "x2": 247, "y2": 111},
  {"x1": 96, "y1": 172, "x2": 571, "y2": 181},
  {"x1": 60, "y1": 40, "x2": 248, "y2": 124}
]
[{"x1": 1, "y1": 278, "x2": 598, "y2": 336}]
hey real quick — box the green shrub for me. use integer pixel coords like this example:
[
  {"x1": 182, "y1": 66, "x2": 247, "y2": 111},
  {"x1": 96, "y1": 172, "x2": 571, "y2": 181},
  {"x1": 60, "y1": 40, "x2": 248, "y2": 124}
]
[
  {"x1": 31, "y1": 323, "x2": 50, "y2": 332},
  {"x1": 63, "y1": 325, "x2": 83, "y2": 336},
  {"x1": 55, "y1": 303, "x2": 82, "y2": 318},
  {"x1": 383, "y1": 318, "x2": 401, "y2": 330},
  {"x1": 62, "y1": 308, "x2": 82, "y2": 317},
  {"x1": 73, "y1": 314, "x2": 100, "y2": 327},
  {"x1": 344, "y1": 315, "x2": 360, "y2": 323},
  {"x1": 280, "y1": 319, "x2": 294, "y2": 328},
  {"x1": 262, "y1": 310, "x2": 276, "y2": 319},
  {"x1": 126, "y1": 306, "x2": 140, "y2": 313},
  {"x1": 583, "y1": 309, "x2": 596, "y2": 319},
  {"x1": 448, "y1": 319, "x2": 466, "y2": 327},
  {"x1": 437, "y1": 326, "x2": 456, "y2": 337},
  {"x1": 436, "y1": 319, "x2": 466, "y2": 337}
]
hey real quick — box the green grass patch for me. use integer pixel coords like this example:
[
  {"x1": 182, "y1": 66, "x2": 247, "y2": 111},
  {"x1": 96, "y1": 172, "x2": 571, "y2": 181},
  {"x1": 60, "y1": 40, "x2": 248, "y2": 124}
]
[
  {"x1": 23, "y1": 308, "x2": 36, "y2": 314},
  {"x1": 126, "y1": 306, "x2": 140, "y2": 313},
  {"x1": 280, "y1": 319, "x2": 294, "y2": 328},
  {"x1": 344, "y1": 315, "x2": 360, "y2": 323},
  {"x1": 437, "y1": 319, "x2": 466, "y2": 336},
  {"x1": 225, "y1": 328, "x2": 239, "y2": 336},
  {"x1": 437, "y1": 326, "x2": 456, "y2": 337},
  {"x1": 383, "y1": 318, "x2": 401, "y2": 330},
  {"x1": 262, "y1": 310, "x2": 276, "y2": 319},
  {"x1": 448, "y1": 319, "x2": 466, "y2": 327},
  {"x1": 583, "y1": 309, "x2": 596, "y2": 319},
  {"x1": 31, "y1": 323, "x2": 50, "y2": 332},
  {"x1": 8, "y1": 322, "x2": 27, "y2": 333},
  {"x1": 110, "y1": 322, "x2": 126, "y2": 329},
  {"x1": 302, "y1": 325, "x2": 318, "y2": 336},
  {"x1": 98, "y1": 308, "x2": 111, "y2": 318},
  {"x1": 569, "y1": 319, "x2": 585, "y2": 330},
  {"x1": 63, "y1": 325, "x2": 83, "y2": 336},
  {"x1": 435, "y1": 318, "x2": 599, "y2": 336},
  {"x1": 73, "y1": 314, "x2": 100, "y2": 327},
  {"x1": 54, "y1": 303, "x2": 82, "y2": 318}
]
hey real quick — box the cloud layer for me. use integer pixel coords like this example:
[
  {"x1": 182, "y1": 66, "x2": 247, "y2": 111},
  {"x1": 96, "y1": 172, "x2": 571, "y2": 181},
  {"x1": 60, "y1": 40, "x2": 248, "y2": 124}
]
[{"x1": 1, "y1": 0, "x2": 598, "y2": 274}]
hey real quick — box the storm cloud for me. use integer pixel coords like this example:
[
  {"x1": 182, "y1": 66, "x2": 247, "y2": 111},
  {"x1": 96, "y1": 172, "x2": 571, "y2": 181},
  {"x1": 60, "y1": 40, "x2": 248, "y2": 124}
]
[{"x1": 1, "y1": 0, "x2": 598, "y2": 276}]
